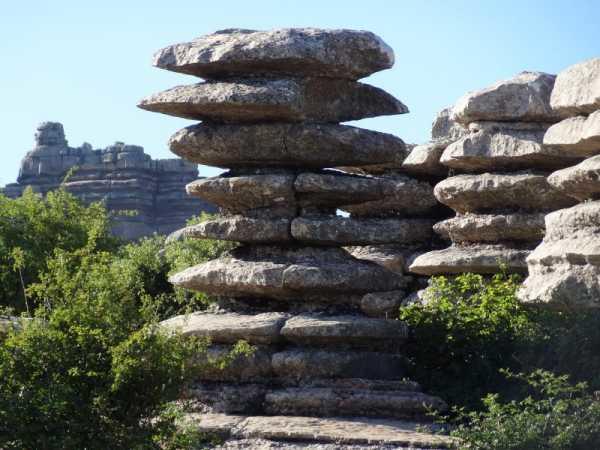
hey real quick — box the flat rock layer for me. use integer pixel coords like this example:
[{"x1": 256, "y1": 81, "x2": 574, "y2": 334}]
[
  {"x1": 152, "y1": 28, "x2": 395, "y2": 80},
  {"x1": 138, "y1": 78, "x2": 407, "y2": 123},
  {"x1": 169, "y1": 123, "x2": 407, "y2": 169},
  {"x1": 184, "y1": 216, "x2": 292, "y2": 243},
  {"x1": 434, "y1": 173, "x2": 576, "y2": 214},
  {"x1": 280, "y1": 314, "x2": 408, "y2": 346},
  {"x1": 440, "y1": 125, "x2": 577, "y2": 171},
  {"x1": 550, "y1": 57, "x2": 600, "y2": 116},
  {"x1": 543, "y1": 111, "x2": 600, "y2": 157},
  {"x1": 290, "y1": 217, "x2": 434, "y2": 245},
  {"x1": 348, "y1": 245, "x2": 417, "y2": 274},
  {"x1": 264, "y1": 387, "x2": 446, "y2": 419},
  {"x1": 452, "y1": 71, "x2": 558, "y2": 124},
  {"x1": 400, "y1": 141, "x2": 448, "y2": 177},
  {"x1": 548, "y1": 155, "x2": 600, "y2": 201},
  {"x1": 189, "y1": 413, "x2": 453, "y2": 449},
  {"x1": 169, "y1": 246, "x2": 407, "y2": 300},
  {"x1": 434, "y1": 213, "x2": 545, "y2": 243},
  {"x1": 160, "y1": 312, "x2": 288, "y2": 344},
  {"x1": 409, "y1": 244, "x2": 530, "y2": 275}
]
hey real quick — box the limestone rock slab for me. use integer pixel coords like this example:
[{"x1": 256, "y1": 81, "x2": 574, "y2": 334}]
[
  {"x1": 400, "y1": 141, "x2": 448, "y2": 177},
  {"x1": 184, "y1": 216, "x2": 292, "y2": 243},
  {"x1": 434, "y1": 213, "x2": 545, "y2": 243},
  {"x1": 431, "y1": 107, "x2": 468, "y2": 141},
  {"x1": 550, "y1": 58, "x2": 600, "y2": 116},
  {"x1": 139, "y1": 78, "x2": 407, "y2": 123},
  {"x1": 290, "y1": 217, "x2": 434, "y2": 245},
  {"x1": 360, "y1": 291, "x2": 406, "y2": 318},
  {"x1": 347, "y1": 245, "x2": 416, "y2": 274},
  {"x1": 434, "y1": 173, "x2": 576, "y2": 214},
  {"x1": 170, "y1": 123, "x2": 408, "y2": 169},
  {"x1": 452, "y1": 71, "x2": 558, "y2": 124},
  {"x1": 548, "y1": 155, "x2": 600, "y2": 201},
  {"x1": 161, "y1": 312, "x2": 288, "y2": 344},
  {"x1": 543, "y1": 111, "x2": 600, "y2": 157},
  {"x1": 280, "y1": 314, "x2": 408, "y2": 346},
  {"x1": 409, "y1": 244, "x2": 530, "y2": 275},
  {"x1": 152, "y1": 28, "x2": 395, "y2": 80},
  {"x1": 197, "y1": 345, "x2": 274, "y2": 382}
]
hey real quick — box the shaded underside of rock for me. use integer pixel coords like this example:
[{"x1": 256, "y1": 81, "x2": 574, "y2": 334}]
[
  {"x1": 543, "y1": 111, "x2": 600, "y2": 157},
  {"x1": 152, "y1": 28, "x2": 395, "y2": 80},
  {"x1": 440, "y1": 125, "x2": 579, "y2": 171},
  {"x1": 290, "y1": 217, "x2": 434, "y2": 245},
  {"x1": 548, "y1": 154, "x2": 600, "y2": 201},
  {"x1": 169, "y1": 123, "x2": 407, "y2": 169},
  {"x1": 434, "y1": 213, "x2": 545, "y2": 243},
  {"x1": 169, "y1": 246, "x2": 408, "y2": 300},
  {"x1": 185, "y1": 216, "x2": 292, "y2": 243},
  {"x1": 138, "y1": 78, "x2": 407, "y2": 123},
  {"x1": 434, "y1": 172, "x2": 577, "y2": 213},
  {"x1": 160, "y1": 312, "x2": 289, "y2": 344},
  {"x1": 452, "y1": 71, "x2": 558, "y2": 124},
  {"x1": 408, "y1": 244, "x2": 530, "y2": 275},
  {"x1": 550, "y1": 58, "x2": 600, "y2": 116},
  {"x1": 280, "y1": 314, "x2": 408, "y2": 346}
]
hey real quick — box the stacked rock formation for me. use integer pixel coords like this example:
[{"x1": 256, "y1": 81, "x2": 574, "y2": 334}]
[
  {"x1": 519, "y1": 58, "x2": 600, "y2": 308},
  {"x1": 144, "y1": 28, "x2": 450, "y2": 449},
  {"x1": 2, "y1": 122, "x2": 215, "y2": 240},
  {"x1": 410, "y1": 72, "x2": 580, "y2": 276}
]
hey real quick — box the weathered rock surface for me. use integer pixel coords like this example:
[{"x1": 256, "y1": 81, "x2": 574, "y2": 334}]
[
  {"x1": 153, "y1": 28, "x2": 395, "y2": 80},
  {"x1": 139, "y1": 78, "x2": 407, "y2": 123},
  {"x1": 280, "y1": 314, "x2": 408, "y2": 346},
  {"x1": 409, "y1": 244, "x2": 530, "y2": 275},
  {"x1": 401, "y1": 141, "x2": 448, "y2": 177},
  {"x1": 170, "y1": 246, "x2": 408, "y2": 300},
  {"x1": 360, "y1": 291, "x2": 406, "y2": 318},
  {"x1": 347, "y1": 245, "x2": 416, "y2": 274},
  {"x1": 547, "y1": 155, "x2": 600, "y2": 200},
  {"x1": 2, "y1": 122, "x2": 215, "y2": 240},
  {"x1": 197, "y1": 345, "x2": 274, "y2": 382},
  {"x1": 161, "y1": 312, "x2": 288, "y2": 344},
  {"x1": 434, "y1": 213, "x2": 545, "y2": 243},
  {"x1": 187, "y1": 413, "x2": 453, "y2": 449},
  {"x1": 290, "y1": 217, "x2": 434, "y2": 245},
  {"x1": 452, "y1": 71, "x2": 558, "y2": 124},
  {"x1": 431, "y1": 107, "x2": 469, "y2": 141},
  {"x1": 550, "y1": 58, "x2": 600, "y2": 116},
  {"x1": 184, "y1": 216, "x2": 292, "y2": 243},
  {"x1": 170, "y1": 123, "x2": 408, "y2": 169},
  {"x1": 543, "y1": 110, "x2": 600, "y2": 156},
  {"x1": 440, "y1": 125, "x2": 578, "y2": 171},
  {"x1": 265, "y1": 387, "x2": 445, "y2": 419},
  {"x1": 519, "y1": 201, "x2": 600, "y2": 308},
  {"x1": 434, "y1": 173, "x2": 576, "y2": 213}
]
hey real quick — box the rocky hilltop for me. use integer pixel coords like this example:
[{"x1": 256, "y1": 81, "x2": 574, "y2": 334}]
[{"x1": 2, "y1": 122, "x2": 215, "y2": 240}]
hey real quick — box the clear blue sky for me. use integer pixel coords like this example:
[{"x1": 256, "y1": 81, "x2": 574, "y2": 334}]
[{"x1": 1, "y1": 0, "x2": 599, "y2": 185}]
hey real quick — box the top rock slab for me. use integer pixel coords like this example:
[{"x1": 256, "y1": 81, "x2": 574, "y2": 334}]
[
  {"x1": 152, "y1": 28, "x2": 395, "y2": 80},
  {"x1": 452, "y1": 72, "x2": 558, "y2": 125},
  {"x1": 550, "y1": 58, "x2": 600, "y2": 116}
]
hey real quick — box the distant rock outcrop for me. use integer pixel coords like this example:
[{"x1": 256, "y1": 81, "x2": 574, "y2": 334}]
[{"x1": 2, "y1": 122, "x2": 215, "y2": 240}]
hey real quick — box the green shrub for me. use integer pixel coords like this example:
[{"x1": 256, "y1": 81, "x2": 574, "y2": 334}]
[{"x1": 450, "y1": 370, "x2": 600, "y2": 450}]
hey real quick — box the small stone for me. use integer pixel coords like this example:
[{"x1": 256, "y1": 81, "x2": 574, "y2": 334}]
[
  {"x1": 550, "y1": 58, "x2": 600, "y2": 116},
  {"x1": 169, "y1": 123, "x2": 408, "y2": 169},
  {"x1": 280, "y1": 314, "x2": 408, "y2": 346},
  {"x1": 184, "y1": 216, "x2": 292, "y2": 243},
  {"x1": 400, "y1": 141, "x2": 449, "y2": 177},
  {"x1": 452, "y1": 71, "x2": 558, "y2": 124},
  {"x1": 290, "y1": 217, "x2": 434, "y2": 245},
  {"x1": 434, "y1": 213, "x2": 545, "y2": 243},
  {"x1": 152, "y1": 28, "x2": 395, "y2": 80},
  {"x1": 434, "y1": 173, "x2": 576, "y2": 214},
  {"x1": 360, "y1": 290, "x2": 406, "y2": 318},
  {"x1": 139, "y1": 78, "x2": 407, "y2": 123},
  {"x1": 409, "y1": 244, "x2": 530, "y2": 275},
  {"x1": 548, "y1": 155, "x2": 600, "y2": 201},
  {"x1": 347, "y1": 245, "x2": 415, "y2": 274},
  {"x1": 161, "y1": 312, "x2": 288, "y2": 344},
  {"x1": 440, "y1": 125, "x2": 577, "y2": 171},
  {"x1": 543, "y1": 111, "x2": 600, "y2": 157}
]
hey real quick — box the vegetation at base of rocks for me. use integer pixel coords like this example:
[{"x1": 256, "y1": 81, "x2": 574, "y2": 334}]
[
  {"x1": 0, "y1": 189, "x2": 239, "y2": 449},
  {"x1": 449, "y1": 370, "x2": 600, "y2": 450},
  {"x1": 401, "y1": 272, "x2": 600, "y2": 448}
]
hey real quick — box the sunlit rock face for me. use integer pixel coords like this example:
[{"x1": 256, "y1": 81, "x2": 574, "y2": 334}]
[{"x1": 2, "y1": 122, "x2": 215, "y2": 240}]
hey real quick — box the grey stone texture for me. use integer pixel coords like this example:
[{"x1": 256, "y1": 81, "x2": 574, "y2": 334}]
[
  {"x1": 543, "y1": 110, "x2": 600, "y2": 157},
  {"x1": 547, "y1": 155, "x2": 600, "y2": 201},
  {"x1": 550, "y1": 58, "x2": 600, "y2": 116},
  {"x1": 2, "y1": 122, "x2": 215, "y2": 240}
]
